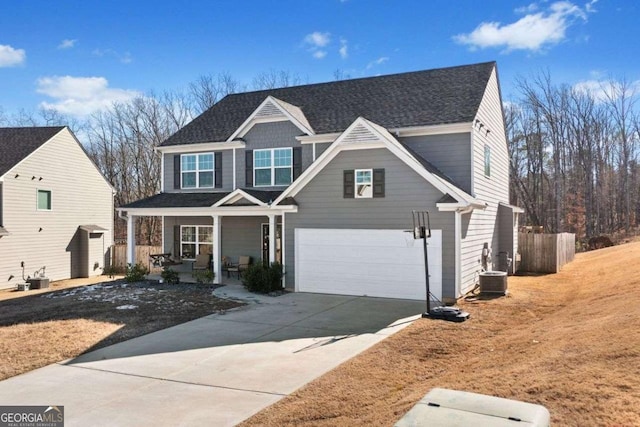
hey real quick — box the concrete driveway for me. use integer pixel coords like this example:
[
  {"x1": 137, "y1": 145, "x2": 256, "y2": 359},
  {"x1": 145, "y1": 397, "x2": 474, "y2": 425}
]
[{"x1": 0, "y1": 287, "x2": 423, "y2": 426}]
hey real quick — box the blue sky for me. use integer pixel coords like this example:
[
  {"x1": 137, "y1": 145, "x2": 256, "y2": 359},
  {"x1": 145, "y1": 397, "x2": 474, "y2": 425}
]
[{"x1": 0, "y1": 0, "x2": 637, "y2": 119}]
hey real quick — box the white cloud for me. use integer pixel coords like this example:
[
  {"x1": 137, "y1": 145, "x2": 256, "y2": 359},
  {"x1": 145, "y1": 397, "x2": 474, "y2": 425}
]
[
  {"x1": 0, "y1": 44, "x2": 26, "y2": 67},
  {"x1": 304, "y1": 31, "x2": 331, "y2": 48},
  {"x1": 573, "y1": 79, "x2": 640, "y2": 103},
  {"x1": 57, "y1": 39, "x2": 77, "y2": 49},
  {"x1": 339, "y1": 38, "x2": 348, "y2": 59},
  {"x1": 36, "y1": 76, "x2": 140, "y2": 117},
  {"x1": 303, "y1": 31, "x2": 331, "y2": 59},
  {"x1": 367, "y1": 56, "x2": 389, "y2": 69},
  {"x1": 454, "y1": 1, "x2": 595, "y2": 52},
  {"x1": 92, "y1": 48, "x2": 133, "y2": 64}
]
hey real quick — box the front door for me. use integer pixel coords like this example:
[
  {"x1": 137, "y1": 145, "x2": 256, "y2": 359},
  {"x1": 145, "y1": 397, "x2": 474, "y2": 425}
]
[{"x1": 261, "y1": 223, "x2": 282, "y2": 264}]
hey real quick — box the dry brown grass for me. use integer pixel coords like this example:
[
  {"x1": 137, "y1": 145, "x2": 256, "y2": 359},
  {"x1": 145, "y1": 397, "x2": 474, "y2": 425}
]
[
  {"x1": 244, "y1": 241, "x2": 640, "y2": 427},
  {"x1": 0, "y1": 278, "x2": 243, "y2": 380}
]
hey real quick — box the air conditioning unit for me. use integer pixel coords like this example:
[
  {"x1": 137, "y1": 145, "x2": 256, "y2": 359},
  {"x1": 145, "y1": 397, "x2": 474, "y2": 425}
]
[{"x1": 479, "y1": 271, "x2": 508, "y2": 294}]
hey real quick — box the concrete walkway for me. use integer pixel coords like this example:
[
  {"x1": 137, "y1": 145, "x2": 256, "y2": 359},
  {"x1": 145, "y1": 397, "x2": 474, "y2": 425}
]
[{"x1": 0, "y1": 286, "x2": 423, "y2": 426}]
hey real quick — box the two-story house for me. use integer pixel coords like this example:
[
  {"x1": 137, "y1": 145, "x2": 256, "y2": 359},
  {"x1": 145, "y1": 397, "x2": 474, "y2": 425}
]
[
  {"x1": 120, "y1": 62, "x2": 522, "y2": 303},
  {"x1": 0, "y1": 127, "x2": 114, "y2": 289}
]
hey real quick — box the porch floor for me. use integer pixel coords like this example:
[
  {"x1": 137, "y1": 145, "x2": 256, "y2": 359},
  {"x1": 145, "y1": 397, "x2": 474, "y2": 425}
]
[{"x1": 146, "y1": 271, "x2": 244, "y2": 286}]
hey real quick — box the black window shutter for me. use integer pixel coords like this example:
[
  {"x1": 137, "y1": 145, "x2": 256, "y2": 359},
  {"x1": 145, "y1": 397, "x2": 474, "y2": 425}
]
[
  {"x1": 173, "y1": 225, "x2": 181, "y2": 257},
  {"x1": 293, "y1": 147, "x2": 302, "y2": 180},
  {"x1": 245, "y1": 150, "x2": 253, "y2": 187},
  {"x1": 373, "y1": 168, "x2": 385, "y2": 198},
  {"x1": 343, "y1": 170, "x2": 355, "y2": 198},
  {"x1": 173, "y1": 155, "x2": 181, "y2": 189},
  {"x1": 214, "y1": 152, "x2": 222, "y2": 188}
]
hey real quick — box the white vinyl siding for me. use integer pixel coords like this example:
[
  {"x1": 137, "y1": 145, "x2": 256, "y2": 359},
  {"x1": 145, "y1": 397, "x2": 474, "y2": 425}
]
[
  {"x1": 181, "y1": 153, "x2": 214, "y2": 189},
  {"x1": 254, "y1": 148, "x2": 292, "y2": 187},
  {"x1": 0, "y1": 128, "x2": 113, "y2": 289},
  {"x1": 460, "y1": 66, "x2": 510, "y2": 295}
]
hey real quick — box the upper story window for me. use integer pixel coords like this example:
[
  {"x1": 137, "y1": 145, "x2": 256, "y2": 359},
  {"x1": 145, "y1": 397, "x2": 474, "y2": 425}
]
[
  {"x1": 355, "y1": 169, "x2": 373, "y2": 198},
  {"x1": 37, "y1": 189, "x2": 51, "y2": 211},
  {"x1": 254, "y1": 148, "x2": 292, "y2": 187},
  {"x1": 343, "y1": 169, "x2": 385, "y2": 199},
  {"x1": 181, "y1": 153, "x2": 214, "y2": 188},
  {"x1": 484, "y1": 145, "x2": 491, "y2": 177}
]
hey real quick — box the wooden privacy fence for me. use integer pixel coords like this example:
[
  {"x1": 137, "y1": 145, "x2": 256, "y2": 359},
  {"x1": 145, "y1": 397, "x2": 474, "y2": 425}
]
[
  {"x1": 112, "y1": 245, "x2": 163, "y2": 272},
  {"x1": 518, "y1": 232, "x2": 575, "y2": 274}
]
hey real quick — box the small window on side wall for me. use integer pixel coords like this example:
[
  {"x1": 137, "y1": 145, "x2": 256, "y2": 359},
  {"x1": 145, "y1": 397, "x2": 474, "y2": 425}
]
[
  {"x1": 355, "y1": 169, "x2": 373, "y2": 198},
  {"x1": 484, "y1": 145, "x2": 491, "y2": 177},
  {"x1": 344, "y1": 168, "x2": 385, "y2": 199},
  {"x1": 37, "y1": 189, "x2": 51, "y2": 211}
]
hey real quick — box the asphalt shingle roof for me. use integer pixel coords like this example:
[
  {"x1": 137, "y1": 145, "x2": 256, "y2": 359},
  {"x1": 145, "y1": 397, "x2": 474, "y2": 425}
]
[
  {"x1": 161, "y1": 62, "x2": 495, "y2": 146},
  {"x1": 122, "y1": 192, "x2": 230, "y2": 209},
  {"x1": 0, "y1": 127, "x2": 65, "y2": 177},
  {"x1": 121, "y1": 189, "x2": 288, "y2": 209}
]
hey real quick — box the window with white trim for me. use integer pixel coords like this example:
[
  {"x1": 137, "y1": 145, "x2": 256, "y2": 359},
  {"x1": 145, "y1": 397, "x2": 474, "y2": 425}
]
[
  {"x1": 180, "y1": 225, "x2": 213, "y2": 259},
  {"x1": 181, "y1": 153, "x2": 214, "y2": 188},
  {"x1": 37, "y1": 189, "x2": 51, "y2": 210},
  {"x1": 484, "y1": 145, "x2": 491, "y2": 177},
  {"x1": 254, "y1": 148, "x2": 292, "y2": 186},
  {"x1": 355, "y1": 169, "x2": 373, "y2": 198}
]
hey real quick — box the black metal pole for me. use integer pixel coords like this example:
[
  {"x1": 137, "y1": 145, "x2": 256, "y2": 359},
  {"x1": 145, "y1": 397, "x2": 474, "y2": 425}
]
[{"x1": 423, "y1": 225, "x2": 430, "y2": 314}]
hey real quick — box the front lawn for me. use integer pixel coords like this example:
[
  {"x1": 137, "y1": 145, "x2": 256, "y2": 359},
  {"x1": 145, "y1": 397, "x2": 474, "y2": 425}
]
[
  {"x1": 243, "y1": 241, "x2": 640, "y2": 426},
  {"x1": 0, "y1": 278, "x2": 243, "y2": 380}
]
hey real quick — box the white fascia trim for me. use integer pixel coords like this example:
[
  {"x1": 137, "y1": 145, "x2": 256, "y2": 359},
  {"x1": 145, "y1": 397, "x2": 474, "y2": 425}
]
[
  {"x1": 118, "y1": 205, "x2": 297, "y2": 217},
  {"x1": 296, "y1": 133, "x2": 341, "y2": 144},
  {"x1": 213, "y1": 189, "x2": 267, "y2": 207},
  {"x1": 157, "y1": 141, "x2": 245, "y2": 154},
  {"x1": 499, "y1": 201, "x2": 525, "y2": 213},
  {"x1": 273, "y1": 117, "x2": 476, "y2": 206},
  {"x1": 227, "y1": 95, "x2": 314, "y2": 141},
  {"x1": 390, "y1": 122, "x2": 473, "y2": 137}
]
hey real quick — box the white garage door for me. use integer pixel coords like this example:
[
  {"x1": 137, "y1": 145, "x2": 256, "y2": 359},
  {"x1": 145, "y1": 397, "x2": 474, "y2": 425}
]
[{"x1": 295, "y1": 228, "x2": 442, "y2": 301}]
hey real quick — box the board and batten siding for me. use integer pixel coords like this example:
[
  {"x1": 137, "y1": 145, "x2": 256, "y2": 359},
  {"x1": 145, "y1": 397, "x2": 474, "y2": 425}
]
[
  {"x1": 0, "y1": 129, "x2": 113, "y2": 289},
  {"x1": 284, "y1": 147, "x2": 457, "y2": 299},
  {"x1": 459, "y1": 66, "x2": 510, "y2": 294},
  {"x1": 400, "y1": 133, "x2": 472, "y2": 194}
]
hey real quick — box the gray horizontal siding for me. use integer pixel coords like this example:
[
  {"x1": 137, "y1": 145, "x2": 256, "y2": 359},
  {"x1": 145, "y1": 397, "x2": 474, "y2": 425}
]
[
  {"x1": 284, "y1": 148, "x2": 456, "y2": 298},
  {"x1": 400, "y1": 132, "x2": 472, "y2": 194},
  {"x1": 164, "y1": 151, "x2": 233, "y2": 193},
  {"x1": 237, "y1": 121, "x2": 307, "y2": 191}
]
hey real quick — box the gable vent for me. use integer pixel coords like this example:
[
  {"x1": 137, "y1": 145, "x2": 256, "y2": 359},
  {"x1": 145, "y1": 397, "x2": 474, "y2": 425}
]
[
  {"x1": 342, "y1": 123, "x2": 381, "y2": 144},
  {"x1": 255, "y1": 100, "x2": 284, "y2": 118}
]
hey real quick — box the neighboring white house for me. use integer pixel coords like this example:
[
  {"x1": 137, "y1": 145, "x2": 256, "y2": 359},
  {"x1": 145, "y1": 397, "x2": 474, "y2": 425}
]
[
  {"x1": 0, "y1": 127, "x2": 114, "y2": 289},
  {"x1": 120, "y1": 62, "x2": 522, "y2": 303}
]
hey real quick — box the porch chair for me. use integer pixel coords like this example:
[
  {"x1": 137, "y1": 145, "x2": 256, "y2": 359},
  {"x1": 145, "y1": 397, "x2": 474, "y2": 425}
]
[
  {"x1": 226, "y1": 256, "x2": 252, "y2": 279},
  {"x1": 192, "y1": 253, "x2": 212, "y2": 272}
]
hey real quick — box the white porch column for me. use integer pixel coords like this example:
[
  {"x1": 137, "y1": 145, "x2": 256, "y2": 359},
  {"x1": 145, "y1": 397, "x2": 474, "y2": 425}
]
[
  {"x1": 212, "y1": 215, "x2": 222, "y2": 284},
  {"x1": 268, "y1": 214, "x2": 276, "y2": 265},
  {"x1": 126, "y1": 214, "x2": 135, "y2": 265}
]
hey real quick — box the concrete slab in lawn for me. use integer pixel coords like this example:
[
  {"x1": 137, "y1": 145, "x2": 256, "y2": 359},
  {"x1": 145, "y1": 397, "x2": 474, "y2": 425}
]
[{"x1": 0, "y1": 289, "x2": 423, "y2": 427}]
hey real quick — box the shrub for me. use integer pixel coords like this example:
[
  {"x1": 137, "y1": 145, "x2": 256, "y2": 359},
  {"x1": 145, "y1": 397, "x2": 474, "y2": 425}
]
[
  {"x1": 103, "y1": 265, "x2": 124, "y2": 278},
  {"x1": 124, "y1": 263, "x2": 149, "y2": 282},
  {"x1": 242, "y1": 262, "x2": 283, "y2": 294},
  {"x1": 192, "y1": 269, "x2": 215, "y2": 284},
  {"x1": 161, "y1": 268, "x2": 180, "y2": 284}
]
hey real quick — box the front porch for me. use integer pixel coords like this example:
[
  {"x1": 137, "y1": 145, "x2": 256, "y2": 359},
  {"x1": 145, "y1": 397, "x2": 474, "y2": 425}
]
[{"x1": 120, "y1": 190, "x2": 295, "y2": 286}]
